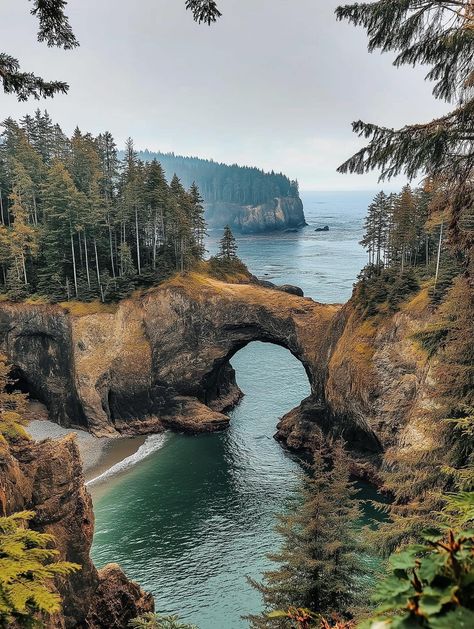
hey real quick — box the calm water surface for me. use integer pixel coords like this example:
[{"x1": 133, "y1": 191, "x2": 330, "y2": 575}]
[{"x1": 91, "y1": 191, "x2": 376, "y2": 628}]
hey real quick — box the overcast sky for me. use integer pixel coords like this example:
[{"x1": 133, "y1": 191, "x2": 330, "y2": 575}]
[{"x1": 1, "y1": 0, "x2": 447, "y2": 190}]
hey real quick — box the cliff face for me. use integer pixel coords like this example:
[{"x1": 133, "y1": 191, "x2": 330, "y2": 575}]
[
  {"x1": 205, "y1": 196, "x2": 306, "y2": 233},
  {"x1": 0, "y1": 435, "x2": 153, "y2": 628},
  {"x1": 0, "y1": 274, "x2": 437, "y2": 461},
  {"x1": 1, "y1": 274, "x2": 363, "y2": 441},
  {"x1": 277, "y1": 286, "x2": 440, "y2": 472}
]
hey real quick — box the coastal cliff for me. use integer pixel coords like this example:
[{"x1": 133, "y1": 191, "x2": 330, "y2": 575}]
[
  {"x1": 0, "y1": 274, "x2": 443, "y2": 461},
  {"x1": 277, "y1": 285, "x2": 442, "y2": 474},
  {"x1": 0, "y1": 273, "x2": 455, "y2": 625},
  {"x1": 205, "y1": 196, "x2": 306, "y2": 233},
  {"x1": 0, "y1": 435, "x2": 154, "y2": 628},
  {"x1": 0, "y1": 273, "x2": 341, "y2": 438}
]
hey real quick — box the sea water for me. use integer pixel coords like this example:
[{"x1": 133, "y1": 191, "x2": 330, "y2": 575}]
[{"x1": 91, "y1": 190, "x2": 376, "y2": 628}]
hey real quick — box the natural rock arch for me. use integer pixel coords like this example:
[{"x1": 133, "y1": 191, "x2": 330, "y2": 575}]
[{"x1": 0, "y1": 274, "x2": 381, "y2": 453}]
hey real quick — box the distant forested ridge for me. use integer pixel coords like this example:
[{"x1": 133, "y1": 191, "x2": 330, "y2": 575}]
[
  {"x1": 133, "y1": 150, "x2": 306, "y2": 233},
  {"x1": 134, "y1": 150, "x2": 299, "y2": 205}
]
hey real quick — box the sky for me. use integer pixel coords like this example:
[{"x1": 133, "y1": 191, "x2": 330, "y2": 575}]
[{"x1": 1, "y1": 0, "x2": 448, "y2": 191}]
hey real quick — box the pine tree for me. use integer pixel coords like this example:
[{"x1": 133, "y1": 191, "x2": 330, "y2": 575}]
[
  {"x1": 218, "y1": 225, "x2": 238, "y2": 261},
  {"x1": 188, "y1": 181, "x2": 207, "y2": 260},
  {"x1": 336, "y1": 1, "x2": 473, "y2": 258},
  {"x1": 38, "y1": 161, "x2": 81, "y2": 300},
  {"x1": 8, "y1": 187, "x2": 38, "y2": 289},
  {"x1": 247, "y1": 441, "x2": 363, "y2": 628}
]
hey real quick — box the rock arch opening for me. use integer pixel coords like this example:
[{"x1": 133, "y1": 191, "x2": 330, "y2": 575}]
[{"x1": 201, "y1": 339, "x2": 313, "y2": 424}]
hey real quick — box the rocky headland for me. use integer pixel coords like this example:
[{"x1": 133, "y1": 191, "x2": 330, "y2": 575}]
[
  {"x1": 0, "y1": 273, "x2": 443, "y2": 627},
  {"x1": 204, "y1": 196, "x2": 307, "y2": 233}
]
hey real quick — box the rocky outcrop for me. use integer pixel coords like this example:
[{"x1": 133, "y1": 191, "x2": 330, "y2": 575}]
[
  {"x1": 0, "y1": 273, "x2": 391, "y2": 451},
  {"x1": 0, "y1": 435, "x2": 153, "y2": 628},
  {"x1": 205, "y1": 196, "x2": 306, "y2": 233},
  {"x1": 0, "y1": 274, "x2": 338, "y2": 436},
  {"x1": 276, "y1": 286, "x2": 441, "y2": 468}
]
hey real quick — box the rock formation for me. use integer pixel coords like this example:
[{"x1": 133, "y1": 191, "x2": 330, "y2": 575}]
[
  {"x1": 0, "y1": 273, "x2": 348, "y2": 440},
  {"x1": 277, "y1": 285, "x2": 441, "y2": 470},
  {"x1": 0, "y1": 435, "x2": 153, "y2": 628},
  {"x1": 205, "y1": 196, "x2": 306, "y2": 233},
  {"x1": 0, "y1": 272, "x2": 438, "y2": 461},
  {"x1": 0, "y1": 273, "x2": 445, "y2": 626}
]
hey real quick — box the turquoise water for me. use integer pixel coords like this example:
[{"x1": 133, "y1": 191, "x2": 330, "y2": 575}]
[{"x1": 91, "y1": 191, "x2": 375, "y2": 628}]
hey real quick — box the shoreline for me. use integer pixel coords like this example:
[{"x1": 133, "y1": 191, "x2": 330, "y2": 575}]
[{"x1": 27, "y1": 412, "x2": 148, "y2": 485}]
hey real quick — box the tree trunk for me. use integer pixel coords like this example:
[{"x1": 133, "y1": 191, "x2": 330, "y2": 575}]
[
  {"x1": 94, "y1": 237, "x2": 102, "y2": 300},
  {"x1": 109, "y1": 224, "x2": 116, "y2": 278},
  {"x1": 152, "y1": 210, "x2": 157, "y2": 270},
  {"x1": 70, "y1": 228, "x2": 78, "y2": 298},
  {"x1": 135, "y1": 205, "x2": 141, "y2": 275},
  {"x1": 84, "y1": 230, "x2": 91, "y2": 288},
  {"x1": 33, "y1": 195, "x2": 38, "y2": 226},
  {"x1": 21, "y1": 253, "x2": 27, "y2": 285},
  {"x1": 434, "y1": 222, "x2": 443, "y2": 290},
  {"x1": 78, "y1": 230, "x2": 84, "y2": 267}
]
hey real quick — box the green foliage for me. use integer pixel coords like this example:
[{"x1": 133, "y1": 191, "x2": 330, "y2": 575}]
[
  {"x1": 128, "y1": 612, "x2": 199, "y2": 629},
  {"x1": 208, "y1": 255, "x2": 248, "y2": 280},
  {"x1": 0, "y1": 115, "x2": 209, "y2": 303},
  {"x1": 247, "y1": 440, "x2": 364, "y2": 628},
  {"x1": 359, "y1": 526, "x2": 474, "y2": 628},
  {"x1": 135, "y1": 149, "x2": 299, "y2": 207},
  {"x1": 336, "y1": 2, "x2": 473, "y2": 259},
  {"x1": 354, "y1": 265, "x2": 419, "y2": 317},
  {"x1": 0, "y1": 354, "x2": 29, "y2": 446},
  {"x1": 218, "y1": 225, "x2": 238, "y2": 261},
  {"x1": 412, "y1": 326, "x2": 448, "y2": 358},
  {"x1": 0, "y1": 510, "x2": 80, "y2": 628}
]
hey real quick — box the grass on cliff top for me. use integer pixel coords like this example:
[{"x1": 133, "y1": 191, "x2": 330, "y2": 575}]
[{"x1": 58, "y1": 300, "x2": 118, "y2": 317}]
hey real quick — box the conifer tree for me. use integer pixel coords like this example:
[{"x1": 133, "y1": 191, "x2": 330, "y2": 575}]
[
  {"x1": 188, "y1": 182, "x2": 207, "y2": 260},
  {"x1": 247, "y1": 441, "x2": 363, "y2": 628},
  {"x1": 8, "y1": 187, "x2": 38, "y2": 288},
  {"x1": 336, "y1": 1, "x2": 473, "y2": 257},
  {"x1": 0, "y1": 113, "x2": 209, "y2": 301},
  {"x1": 0, "y1": 511, "x2": 80, "y2": 627},
  {"x1": 38, "y1": 161, "x2": 81, "y2": 299},
  {"x1": 218, "y1": 225, "x2": 238, "y2": 261}
]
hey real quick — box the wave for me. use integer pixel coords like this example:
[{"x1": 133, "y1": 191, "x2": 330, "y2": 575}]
[{"x1": 86, "y1": 433, "x2": 168, "y2": 487}]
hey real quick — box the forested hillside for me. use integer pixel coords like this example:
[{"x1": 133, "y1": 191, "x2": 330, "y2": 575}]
[
  {"x1": 0, "y1": 111, "x2": 211, "y2": 303},
  {"x1": 134, "y1": 150, "x2": 300, "y2": 206}
]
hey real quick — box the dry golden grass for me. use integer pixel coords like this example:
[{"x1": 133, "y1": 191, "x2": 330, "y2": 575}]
[
  {"x1": 59, "y1": 300, "x2": 118, "y2": 317},
  {"x1": 401, "y1": 285, "x2": 431, "y2": 315}
]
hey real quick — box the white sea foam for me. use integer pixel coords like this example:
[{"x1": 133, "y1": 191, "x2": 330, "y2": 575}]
[{"x1": 86, "y1": 433, "x2": 167, "y2": 487}]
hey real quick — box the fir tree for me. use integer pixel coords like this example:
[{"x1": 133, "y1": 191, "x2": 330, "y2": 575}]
[
  {"x1": 335, "y1": 1, "x2": 473, "y2": 258},
  {"x1": 247, "y1": 441, "x2": 363, "y2": 628},
  {"x1": 218, "y1": 225, "x2": 238, "y2": 261},
  {"x1": 0, "y1": 511, "x2": 80, "y2": 627}
]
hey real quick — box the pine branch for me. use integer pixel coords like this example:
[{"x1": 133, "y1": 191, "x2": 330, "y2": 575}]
[
  {"x1": 335, "y1": 1, "x2": 474, "y2": 102},
  {"x1": 30, "y1": 0, "x2": 79, "y2": 49},
  {"x1": 337, "y1": 101, "x2": 474, "y2": 181},
  {"x1": 0, "y1": 54, "x2": 69, "y2": 101},
  {"x1": 185, "y1": 0, "x2": 222, "y2": 25}
]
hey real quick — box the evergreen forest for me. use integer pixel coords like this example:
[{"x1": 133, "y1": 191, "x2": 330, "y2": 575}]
[{"x1": 133, "y1": 150, "x2": 300, "y2": 206}]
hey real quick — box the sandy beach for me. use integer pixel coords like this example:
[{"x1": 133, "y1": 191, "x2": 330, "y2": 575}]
[{"x1": 27, "y1": 406, "x2": 147, "y2": 484}]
